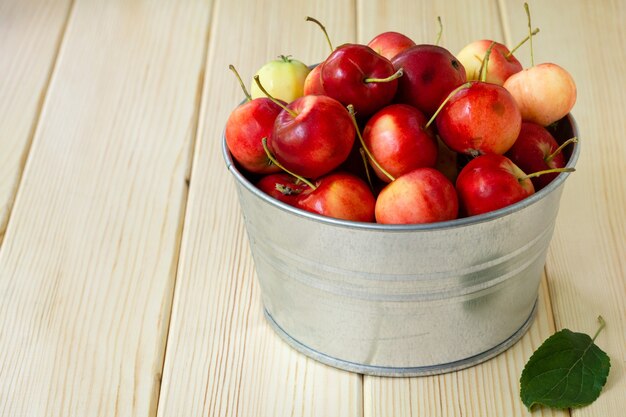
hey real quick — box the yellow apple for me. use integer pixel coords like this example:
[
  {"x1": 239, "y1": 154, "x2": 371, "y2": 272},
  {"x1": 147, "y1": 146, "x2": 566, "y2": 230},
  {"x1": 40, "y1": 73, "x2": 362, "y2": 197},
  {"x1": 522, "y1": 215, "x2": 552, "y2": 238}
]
[
  {"x1": 503, "y1": 63, "x2": 576, "y2": 126},
  {"x1": 250, "y1": 55, "x2": 310, "y2": 103}
]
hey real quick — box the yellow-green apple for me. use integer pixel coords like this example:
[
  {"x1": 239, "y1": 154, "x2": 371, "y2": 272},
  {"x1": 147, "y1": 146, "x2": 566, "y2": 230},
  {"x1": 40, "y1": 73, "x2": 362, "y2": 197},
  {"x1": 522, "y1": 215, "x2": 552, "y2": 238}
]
[{"x1": 250, "y1": 55, "x2": 311, "y2": 103}]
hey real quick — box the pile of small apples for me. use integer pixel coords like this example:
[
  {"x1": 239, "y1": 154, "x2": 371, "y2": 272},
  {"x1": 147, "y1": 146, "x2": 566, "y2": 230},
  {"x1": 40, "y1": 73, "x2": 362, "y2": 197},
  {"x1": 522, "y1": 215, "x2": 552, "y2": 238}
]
[{"x1": 225, "y1": 7, "x2": 577, "y2": 224}]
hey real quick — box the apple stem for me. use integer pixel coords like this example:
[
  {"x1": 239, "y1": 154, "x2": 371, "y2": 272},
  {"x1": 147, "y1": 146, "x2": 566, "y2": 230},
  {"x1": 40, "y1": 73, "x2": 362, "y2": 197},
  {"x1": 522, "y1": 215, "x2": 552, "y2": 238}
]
[
  {"x1": 524, "y1": 2, "x2": 534, "y2": 66},
  {"x1": 359, "y1": 147, "x2": 375, "y2": 191},
  {"x1": 545, "y1": 136, "x2": 578, "y2": 164},
  {"x1": 479, "y1": 42, "x2": 496, "y2": 82},
  {"x1": 425, "y1": 82, "x2": 472, "y2": 129},
  {"x1": 364, "y1": 68, "x2": 404, "y2": 83},
  {"x1": 279, "y1": 55, "x2": 293, "y2": 63},
  {"x1": 306, "y1": 16, "x2": 334, "y2": 52},
  {"x1": 253, "y1": 75, "x2": 298, "y2": 118},
  {"x1": 592, "y1": 316, "x2": 606, "y2": 342},
  {"x1": 261, "y1": 137, "x2": 317, "y2": 190},
  {"x1": 517, "y1": 167, "x2": 575, "y2": 182},
  {"x1": 435, "y1": 16, "x2": 443, "y2": 46},
  {"x1": 506, "y1": 28, "x2": 540, "y2": 58},
  {"x1": 347, "y1": 104, "x2": 396, "y2": 182},
  {"x1": 229, "y1": 64, "x2": 251, "y2": 101},
  {"x1": 275, "y1": 183, "x2": 304, "y2": 196}
]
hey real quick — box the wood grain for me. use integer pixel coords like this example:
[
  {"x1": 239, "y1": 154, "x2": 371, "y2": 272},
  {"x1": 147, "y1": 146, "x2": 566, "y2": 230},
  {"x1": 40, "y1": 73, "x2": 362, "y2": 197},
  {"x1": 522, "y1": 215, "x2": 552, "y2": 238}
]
[
  {"x1": 502, "y1": 1, "x2": 626, "y2": 416},
  {"x1": 155, "y1": 1, "x2": 363, "y2": 416},
  {"x1": 0, "y1": 1, "x2": 210, "y2": 415},
  {"x1": 0, "y1": 0, "x2": 73, "y2": 243},
  {"x1": 356, "y1": 0, "x2": 505, "y2": 55},
  {"x1": 1, "y1": 1, "x2": 624, "y2": 416}
]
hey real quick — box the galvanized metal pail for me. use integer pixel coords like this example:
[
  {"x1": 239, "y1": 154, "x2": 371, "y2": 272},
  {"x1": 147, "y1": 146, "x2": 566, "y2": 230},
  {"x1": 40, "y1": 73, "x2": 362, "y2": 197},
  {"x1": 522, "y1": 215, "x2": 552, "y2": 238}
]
[{"x1": 223, "y1": 115, "x2": 579, "y2": 376}]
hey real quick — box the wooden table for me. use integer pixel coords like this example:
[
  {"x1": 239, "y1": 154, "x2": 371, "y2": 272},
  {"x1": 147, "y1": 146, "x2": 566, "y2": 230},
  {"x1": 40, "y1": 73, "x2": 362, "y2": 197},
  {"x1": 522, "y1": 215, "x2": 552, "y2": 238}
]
[{"x1": 0, "y1": 0, "x2": 624, "y2": 416}]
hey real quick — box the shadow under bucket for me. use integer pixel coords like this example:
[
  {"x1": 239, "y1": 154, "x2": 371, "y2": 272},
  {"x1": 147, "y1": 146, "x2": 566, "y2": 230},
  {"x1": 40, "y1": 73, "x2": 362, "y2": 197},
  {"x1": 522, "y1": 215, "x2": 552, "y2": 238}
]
[{"x1": 223, "y1": 114, "x2": 580, "y2": 377}]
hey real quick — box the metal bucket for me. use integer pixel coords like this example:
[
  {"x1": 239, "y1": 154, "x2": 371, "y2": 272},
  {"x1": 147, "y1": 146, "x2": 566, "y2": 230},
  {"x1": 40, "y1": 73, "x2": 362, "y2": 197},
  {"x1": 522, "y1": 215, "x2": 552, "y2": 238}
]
[{"x1": 223, "y1": 115, "x2": 579, "y2": 376}]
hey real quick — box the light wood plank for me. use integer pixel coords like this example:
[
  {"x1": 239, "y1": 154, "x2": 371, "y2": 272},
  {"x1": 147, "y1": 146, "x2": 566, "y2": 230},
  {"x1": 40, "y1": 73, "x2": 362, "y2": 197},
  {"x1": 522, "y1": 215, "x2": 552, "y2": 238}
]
[
  {"x1": 0, "y1": 1, "x2": 211, "y2": 416},
  {"x1": 502, "y1": 1, "x2": 626, "y2": 416},
  {"x1": 356, "y1": 0, "x2": 506, "y2": 56},
  {"x1": 0, "y1": 0, "x2": 73, "y2": 243},
  {"x1": 358, "y1": 0, "x2": 570, "y2": 415},
  {"x1": 156, "y1": 1, "x2": 362, "y2": 416}
]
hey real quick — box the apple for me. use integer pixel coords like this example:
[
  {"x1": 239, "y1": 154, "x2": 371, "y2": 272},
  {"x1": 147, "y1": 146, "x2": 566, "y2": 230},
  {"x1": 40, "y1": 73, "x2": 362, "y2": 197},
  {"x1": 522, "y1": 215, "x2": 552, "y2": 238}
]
[
  {"x1": 335, "y1": 141, "x2": 371, "y2": 180},
  {"x1": 225, "y1": 65, "x2": 282, "y2": 174},
  {"x1": 392, "y1": 44, "x2": 467, "y2": 117},
  {"x1": 456, "y1": 154, "x2": 534, "y2": 216},
  {"x1": 375, "y1": 168, "x2": 458, "y2": 224},
  {"x1": 457, "y1": 40, "x2": 522, "y2": 85},
  {"x1": 303, "y1": 64, "x2": 325, "y2": 95},
  {"x1": 435, "y1": 81, "x2": 522, "y2": 156},
  {"x1": 503, "y1": 63, "x2": 576, "y2": 126},
  {"x1": 250, "y1": 55, "x2": 311, "y2": 103},
  {"x1": 305, "y1": 16, "x2": 405, "y2": 114},
  {"x1": 434, "y1": 135, "x2": 460, "y2": 183},
  {"x1": 367, "y1": 31, "x2": 416, "y2": 61},
  {"x1": 321, "y1": 44, "x2": 403, "y2": 116},
  {"x1": 505, "y1": 122, "x2": 576, "y2": 190},
  {"x1": 502, "y1": 3, "x2": 576, "y2": 126},
  {"x1": 296, "y1": 172, "x2": 376, "y2": 222},
  {"x1": 256, "y1": 173, "x2": 310, "y2": 206},
  {"x1": 267, "y1": 92, "x2": 355, "y2": 179},
  {"x1": 362, "y1": 104, "x2": 437, "y2": 183},
  {"x1": 225, "y1": 100, "x2": 283, "y2": 174}
]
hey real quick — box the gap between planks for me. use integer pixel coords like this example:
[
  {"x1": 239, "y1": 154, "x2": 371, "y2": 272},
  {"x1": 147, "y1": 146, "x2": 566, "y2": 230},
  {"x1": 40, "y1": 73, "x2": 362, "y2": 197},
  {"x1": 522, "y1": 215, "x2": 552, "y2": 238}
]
[
  {"x1": 0, "y1": 0, "x2": 76, "y2": 246},
  {"x1": 151, "y1": 0, "x2": 218, "y2": 415}
]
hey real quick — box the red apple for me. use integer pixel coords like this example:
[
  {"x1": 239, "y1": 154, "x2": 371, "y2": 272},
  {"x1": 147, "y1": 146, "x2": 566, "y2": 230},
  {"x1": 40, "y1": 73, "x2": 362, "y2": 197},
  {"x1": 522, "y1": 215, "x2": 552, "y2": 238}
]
[
  {"x1": 375, "y1": 168, "x2": 458, "y2": 224},
  {"x1": 363, "y1": 104, "x2": 437, "y2": 183},
  {"x1": 296, "y1": 172, "x2": 376, "y2": 222},
  {"x1": 503, "y1": 63, "x2": 576, "y2": 126},
  {"x1": 321, "y1": 44, "x2": 401, "y2": 116},
  {"x1": 435, "y1": 81, "x2": 522, "y2": 156},
  {"x1": 257, "y1": 173, "x2": 310, "y2": 206},
  {"x1": 225, "y1": 97, "x2": 282, "y2": 174},
  {"x1": 434, "y1": 135, "x2": 460, "y2": 183},
  {"x1": 303, "y1": 64, "x2": 325, "y2": 95},
  {"x1": 456, "y1": 154, "x2": 534, "y2": 216},
  {"x1": 269, "y1": 94, "x2": 355, "y2": 179},
  {"x1": 367, "y1": 31, "x2": 416, "y2": 61},
  {"x1": 391, "y1": 44, "x2": 467, "y2": 117},
  {"x1": 505, "y1": 122, "x2": 569, "y2": 190},
  {"x1": 457, "y1": 40, "x2": 522, "y2": 85}
]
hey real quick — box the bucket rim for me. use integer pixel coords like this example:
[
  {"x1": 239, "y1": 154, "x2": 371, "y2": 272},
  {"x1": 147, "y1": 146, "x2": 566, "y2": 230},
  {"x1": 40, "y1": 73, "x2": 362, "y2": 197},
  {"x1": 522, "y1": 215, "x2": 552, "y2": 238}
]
[{"x1": 223, "y1": 113, "x2": 579, "y2": 232}]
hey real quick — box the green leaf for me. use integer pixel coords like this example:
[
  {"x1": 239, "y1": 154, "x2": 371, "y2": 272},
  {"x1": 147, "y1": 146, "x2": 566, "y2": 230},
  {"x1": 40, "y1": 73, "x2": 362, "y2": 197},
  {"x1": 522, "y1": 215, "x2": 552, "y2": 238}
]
[{"x1": 520, "y1": 316, "x2": 611, "y2": 410}]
